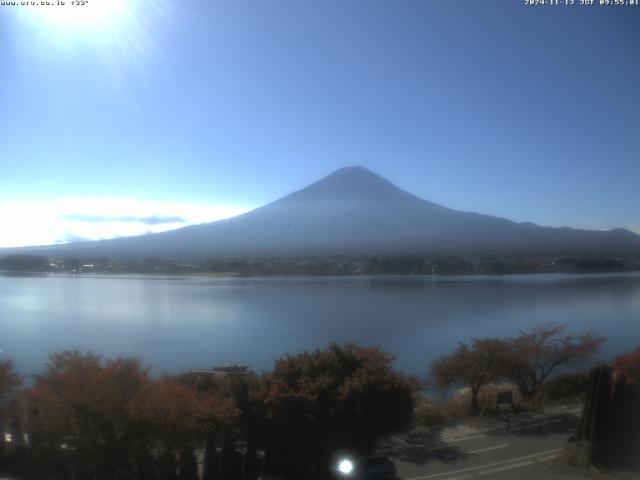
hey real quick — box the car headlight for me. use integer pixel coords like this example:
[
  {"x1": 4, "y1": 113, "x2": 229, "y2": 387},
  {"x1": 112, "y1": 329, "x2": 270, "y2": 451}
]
[{"x1": 337, "y1": 458, "x2": 354, "y2": 476}]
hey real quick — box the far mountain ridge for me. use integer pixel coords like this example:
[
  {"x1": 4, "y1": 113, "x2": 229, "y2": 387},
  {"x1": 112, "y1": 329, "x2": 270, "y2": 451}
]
[{"x1": 3, "y1": 166, "x2": 640, "y2": 259}]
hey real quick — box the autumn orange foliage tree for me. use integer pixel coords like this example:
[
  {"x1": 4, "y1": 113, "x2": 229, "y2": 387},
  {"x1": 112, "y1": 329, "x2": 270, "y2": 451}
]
[
  {"x1": 258, "y1": 343, "x2": 418, "y2": 478},
  {"x1": 614, "y1": 345, "x2": 640, "y2": 384},
  {"x1": 430, "y1": 339, "x2": 512, "y2": 414},
  {"x1": 26, "y1": 351, "x2": 233, "y2": 479},
  {"x1": 27, "y1": 352, "x2": 155, "y2": 476},
  {"x1": 506, "y1": 323, "x2": 605, "y2": 399},
  {"x1": 430, "y1": 325, "x2": 605, "y2": 413}
]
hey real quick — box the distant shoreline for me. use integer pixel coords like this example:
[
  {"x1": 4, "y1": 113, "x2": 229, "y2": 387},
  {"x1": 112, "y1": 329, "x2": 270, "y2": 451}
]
[
  {"x1": 2, "y1": 252, "x2": 640, "y2": 277},
  {"x1": 2, "y1": 268, "x2": 640, "y2": 279}
]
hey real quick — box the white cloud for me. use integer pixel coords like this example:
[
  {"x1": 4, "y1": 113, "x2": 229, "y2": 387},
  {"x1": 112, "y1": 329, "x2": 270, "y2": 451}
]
[
  {"x1": 627, "y1": 223, "x2": 640, "y2": 235},
  {"x1": 0, "y1": 198, "x2": 250, "y2": 248}
]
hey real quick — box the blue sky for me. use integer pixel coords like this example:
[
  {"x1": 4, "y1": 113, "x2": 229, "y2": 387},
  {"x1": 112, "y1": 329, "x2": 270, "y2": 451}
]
[{"x1": 1, "y1": 0, "x2": 639, "y2": 246}]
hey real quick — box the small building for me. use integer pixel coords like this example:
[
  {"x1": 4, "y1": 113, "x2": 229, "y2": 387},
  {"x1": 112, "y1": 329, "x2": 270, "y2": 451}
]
[{"x1": 189, "y1": 363, "x2": 249, "y2": 377}]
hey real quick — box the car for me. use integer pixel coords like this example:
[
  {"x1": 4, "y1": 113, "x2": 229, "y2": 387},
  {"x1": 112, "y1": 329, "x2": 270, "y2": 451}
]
[
  {"x1": 356, "y1": 456, "x2": 397, "y2": 480},
  {"x1": 334, "y1": 455, "x2": 397, "y2": 480}
]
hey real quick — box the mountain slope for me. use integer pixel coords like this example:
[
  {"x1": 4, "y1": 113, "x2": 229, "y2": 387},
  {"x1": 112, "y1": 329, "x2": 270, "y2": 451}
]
[{"x1": 4, "y1": 166, "x2": 640, "y2": 259}]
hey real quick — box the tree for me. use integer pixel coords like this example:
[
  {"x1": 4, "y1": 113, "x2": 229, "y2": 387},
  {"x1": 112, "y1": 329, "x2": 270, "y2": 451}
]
[
  {"x1": 133, "y1": 378, "x2": 204, "y2": 445},
  {"x1": 26, "y1": 351, "x2": 152, "y2": 476},
  {"x1": 220, "y1": 374, "x2": 266, "y2": 445},
  {"x1": 506, "y1": 324, "x2": 605, "y2": 399},
  {"x1": 174, "y1": 370, "x2": 260, "y2": 437},
  {"x1": 25, "y1": 351, "x2": 234, "y2": 478},
  {"x1": 259, "y1": 344, "x2": 417, "y2": 478},
  {"x1": 578, "y1": 363, "x2": 640, "y2": 470},
  {"x1": 202, "y1": 430, "x2": 219, "y2": 480},
  {"x1": 220, "y1": 427, "x2": 237, "y2": 480},
  {"x1": 158, "y1": 448, "x2": 177, "y2": 480},
  {"x1": 0, "y1": 359, "x2": 22, "y2": 397},
  {"x1": 614, "y1": 345, "x2": 640, "y2": 384},
  {"x1": 242, "y1": 436, "x2": 259, "y2": 480},
  {"x1": 0, "y1": 363, "x2": 26, "y2": 476},
  {"x1": 0, "y1": 255, "x2": 48, "y2": 272},
  {"x1": 178, "y1": 445, "x2": 198, "y2": 480},
  {"x1": 430, "y1": 339, "x2": 511, "y2": 414},
  {"x1": 133, "y1": 446, "x2": 157, "y2": 480}
]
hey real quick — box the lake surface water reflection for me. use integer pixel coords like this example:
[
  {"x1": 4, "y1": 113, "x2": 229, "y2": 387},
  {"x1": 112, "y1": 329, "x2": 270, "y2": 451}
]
[{"x1": 1, "y1": 273, "x2": 639, "y2": 376}]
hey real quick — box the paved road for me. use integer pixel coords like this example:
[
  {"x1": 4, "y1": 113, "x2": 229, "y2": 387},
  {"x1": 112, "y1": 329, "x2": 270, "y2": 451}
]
[
  {"x1": 396, "y1": 430, "x2": 584, "y2": 480},
  {"x1": 385, "y1": 405, "x2": 604, "y2": 480}
]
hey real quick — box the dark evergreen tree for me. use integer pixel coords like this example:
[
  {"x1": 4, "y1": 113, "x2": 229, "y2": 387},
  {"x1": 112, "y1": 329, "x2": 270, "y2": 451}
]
[
  {"x1": 134, "y1": 447, "x2": 157, "y2": 480},
  {"x1": 75, "y1": 461, "x2": 94, "y2": 480},
  {"x1": 260, "y1": 446, "x2": 279, "y2": 477},
  {"x1": 158, "y1": 448, "x2": 178, "y2": 480},
  {"x1": 579, "y1": 362, "x2": 640, "y2": 470},
  {"x1": 242, "y1": 437, "x2": 258, "y2": 480},
  {"x1": 95, "y1": 462, "x2": 118, "y2": 480},
  {"x1": 178, "y1": 445, "x2": 198, "y2": 480},
  {"x1": 202, "y1": 431, "x2": 219, "y2": 480},
  {"x1": 232, "y1": 450, "x2": 243, "y2": 480},
  {"x1": 9, "y1": 414, "x2": 24, "y2": 449},
  {"x1": 587, "y1": 365, "x2": 612, "y2": 466},
  {"x1": 220, "y1": 428, "x2": 235, "y2": 479}
]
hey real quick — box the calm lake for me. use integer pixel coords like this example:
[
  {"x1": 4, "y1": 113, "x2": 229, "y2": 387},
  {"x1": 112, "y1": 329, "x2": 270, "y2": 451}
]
[{"x1": 1, "y1": 273, "x2": 639, "y2": 377}]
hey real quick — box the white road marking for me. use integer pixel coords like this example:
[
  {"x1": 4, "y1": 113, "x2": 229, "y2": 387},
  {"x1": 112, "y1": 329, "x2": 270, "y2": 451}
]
[
  {"x1": 467, "y1": 444, "x2": 509, "y2": 454},
  {"x1": 404, "y1": 448, "x2": 562, "y2": 480},
  {"x1": 439, "y1": 415, "x2": 576, "y2": 445},
  {"x1": 479, "y1": 460, "x2": 533, "y2": 475},
  {"x1": 443, "y1": 433, "x2": 486, "y2": 443},
  {"x1": 535, "y1": 454, "x2": 558, "y2": 462}
]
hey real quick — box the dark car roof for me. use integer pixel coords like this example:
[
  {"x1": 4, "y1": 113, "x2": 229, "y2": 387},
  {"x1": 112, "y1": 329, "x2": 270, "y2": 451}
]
[{"x1": 359, "y1": 456, "x2": 393, "y2": 467}]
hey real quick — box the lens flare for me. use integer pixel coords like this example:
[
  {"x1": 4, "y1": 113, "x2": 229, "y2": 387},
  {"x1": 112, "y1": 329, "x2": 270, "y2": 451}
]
[
  {"x1": 14, "y1": 0, "x2": 170, "y2": 72},
  {"x1": 27, "y1": 0, "x2": 128, "y2": 29},
  {"x1": 337, "y1": 459, "x2": 354, "y2": 475}
]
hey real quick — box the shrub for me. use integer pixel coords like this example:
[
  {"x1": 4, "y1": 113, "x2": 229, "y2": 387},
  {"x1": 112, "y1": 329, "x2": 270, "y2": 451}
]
[
  {"x1": 414, "y1": 393, "x2": 478, "y2": 427},
  {"x1": 414, "y1": 398, "x2": 449, "y2": 427},
  {"x1": 542, "y1": 373, "x2": 589, "y2": 403},
  {"x1": 260, "y1": 343, "x2": 417, "y2": 477},
  {"x1": 558, "y1": 443, "x2": 590, "y2": 469}
]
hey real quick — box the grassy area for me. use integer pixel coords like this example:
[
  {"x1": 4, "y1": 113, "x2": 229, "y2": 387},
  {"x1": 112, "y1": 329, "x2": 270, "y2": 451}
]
[
  {"x1": 558, "y1": 443, "x2": 591, "y2": 470},
  {"x1": 415, "y1": 377, "x2": 588, "y2": 427},
  {"x1": 414, "y1": 384, "x2": 521, "y2": 427}
]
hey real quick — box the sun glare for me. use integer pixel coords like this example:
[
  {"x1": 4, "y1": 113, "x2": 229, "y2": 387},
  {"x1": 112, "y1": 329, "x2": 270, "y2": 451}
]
[
  {"x1": 27, "y1": 0, "x2": 129, "y2": 31},
  {"x1": 14, "y1": 0, "x2": 169, "y2": 69}
]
